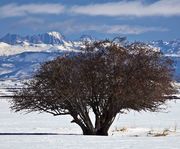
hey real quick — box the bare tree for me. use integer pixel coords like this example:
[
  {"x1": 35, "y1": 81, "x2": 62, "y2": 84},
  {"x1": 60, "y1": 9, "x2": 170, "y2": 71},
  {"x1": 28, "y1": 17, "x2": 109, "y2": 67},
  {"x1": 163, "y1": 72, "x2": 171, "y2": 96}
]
[{"x1": 11, "y1": 40, "x2": 176, "y2": 136}]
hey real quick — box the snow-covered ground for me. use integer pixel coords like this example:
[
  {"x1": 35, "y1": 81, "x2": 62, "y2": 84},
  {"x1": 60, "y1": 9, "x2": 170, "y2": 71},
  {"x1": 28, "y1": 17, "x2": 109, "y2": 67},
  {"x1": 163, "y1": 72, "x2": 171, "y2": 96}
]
[{"x1": 0, "y1": 80, "x2": 180, "y2": 149}]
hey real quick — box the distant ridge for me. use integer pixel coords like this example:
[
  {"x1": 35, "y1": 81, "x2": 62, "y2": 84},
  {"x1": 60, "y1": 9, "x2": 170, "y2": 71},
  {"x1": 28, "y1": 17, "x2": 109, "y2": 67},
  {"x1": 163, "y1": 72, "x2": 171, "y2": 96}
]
[
  {"x1": 0, "y1": 32, "x2": 179, "y2": 79},
  {"x1": 0, "y1": 31, "x2": 65, "y2": 45}
]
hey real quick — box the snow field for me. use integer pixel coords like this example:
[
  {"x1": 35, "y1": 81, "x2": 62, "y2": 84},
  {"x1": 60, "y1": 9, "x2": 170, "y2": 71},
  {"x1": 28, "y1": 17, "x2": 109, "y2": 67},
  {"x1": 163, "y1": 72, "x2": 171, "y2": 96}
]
[{"x1": 0, "y1": 81, "x2": 179, "y2": 149}]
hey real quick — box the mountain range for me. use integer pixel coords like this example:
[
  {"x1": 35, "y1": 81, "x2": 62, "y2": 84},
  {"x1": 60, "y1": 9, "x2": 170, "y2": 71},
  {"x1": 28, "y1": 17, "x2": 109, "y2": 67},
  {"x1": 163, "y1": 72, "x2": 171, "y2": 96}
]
[
  {"x1": 0, "y1": 31, "x2": 65, "y2": 45},
  {"x1": 0, "y1": 31, "x2": 179, "y2": 80}
]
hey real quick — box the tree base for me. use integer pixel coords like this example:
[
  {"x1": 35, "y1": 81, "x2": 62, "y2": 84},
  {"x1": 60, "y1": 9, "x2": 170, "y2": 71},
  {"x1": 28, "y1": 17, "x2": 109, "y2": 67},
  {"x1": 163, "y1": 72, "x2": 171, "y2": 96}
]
[{"x1": 83, "y1": 129, "x2": 108, "y2": 136}]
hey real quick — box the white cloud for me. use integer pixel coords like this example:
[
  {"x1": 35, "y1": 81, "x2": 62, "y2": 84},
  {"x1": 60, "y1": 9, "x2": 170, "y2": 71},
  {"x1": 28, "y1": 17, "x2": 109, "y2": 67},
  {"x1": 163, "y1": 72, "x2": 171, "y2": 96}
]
[
  {"x1": 47, "y1": 21, "x2": 168, "y2": 35},
  {"x1": 96, "y1": 25, "x2": 168, "y2": 34},
  {"x1": 70, "y1": 0, "x2": 180, "y2": 17},
  {"x1": 0, "y1": 3, "x2": 65, "y2": 18},
  {"x1": 17, "y1": 17, "x2": 45, "y2": 25},
  {"x1": 1, "y1": 1, "x2": 180, "y2": 18},
  {"x1": 12, "y1": 17, "x2": 45, "y2": 31}
]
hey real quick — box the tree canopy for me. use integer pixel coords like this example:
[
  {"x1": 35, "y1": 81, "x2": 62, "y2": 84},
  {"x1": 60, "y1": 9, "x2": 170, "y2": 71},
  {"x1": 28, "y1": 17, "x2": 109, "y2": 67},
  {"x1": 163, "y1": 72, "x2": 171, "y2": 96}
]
[{"x1": 11, "y1": 40, "x2": 176, "y2": 135}]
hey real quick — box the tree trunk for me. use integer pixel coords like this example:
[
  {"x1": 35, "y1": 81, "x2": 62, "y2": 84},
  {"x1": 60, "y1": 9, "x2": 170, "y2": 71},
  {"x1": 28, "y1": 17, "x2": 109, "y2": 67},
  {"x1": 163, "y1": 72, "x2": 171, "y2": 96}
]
[
  {"x1": 77, "y1": 115, "x2": 115, "y2": 136},
  {"x1": 80, "y1": 125, "x2": 109, "y2": 136},
  {"x1": 96, "y1": 128, "x2": 108, "y2": 136},
  {"x1": 82, "y1": 128, "x2": 96, "y2": 135},
  {"x1": 72, "y1": 112, "x2": 115, "y2": 136},
  {"x1": 82, "y1": 128, "x2": 108, "y2": 136}
]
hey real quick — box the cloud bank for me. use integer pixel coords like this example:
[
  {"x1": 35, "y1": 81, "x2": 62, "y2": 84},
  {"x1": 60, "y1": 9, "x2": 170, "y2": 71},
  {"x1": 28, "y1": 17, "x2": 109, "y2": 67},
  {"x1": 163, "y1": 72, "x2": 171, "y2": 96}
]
[
  {"x1": 70, "y1": 0, "x2": 180, "y2": 17},
  {"x1": 0, "y1": 1, "x2": 172, "y2": 35},
  {"x1": 47, "y1": 21, "x2": 168, "y2": 35},
  {"x1": 0, "y1": 0, "x2": 180, "y2": 18},
  {"x1": 0, "y1": 3, "x2": 64, "y2": 18}
]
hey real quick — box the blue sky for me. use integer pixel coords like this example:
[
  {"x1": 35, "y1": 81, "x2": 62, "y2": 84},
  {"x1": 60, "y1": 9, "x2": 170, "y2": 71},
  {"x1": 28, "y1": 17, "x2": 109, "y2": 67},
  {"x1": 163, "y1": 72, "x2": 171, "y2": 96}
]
[{"x1": 0, "y1": 0, "x2": 180, "y2": 41}]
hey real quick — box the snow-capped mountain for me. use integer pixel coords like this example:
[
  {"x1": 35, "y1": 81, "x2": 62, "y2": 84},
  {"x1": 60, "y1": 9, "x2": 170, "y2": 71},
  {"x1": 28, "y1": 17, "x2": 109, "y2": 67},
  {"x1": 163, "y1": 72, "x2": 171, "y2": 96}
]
[
  {"x1": 0, "y1": 32, "x2": 88, "y2": 79},
  {"x1": 0, "y1": 31, "x2": 65, "y2": 45},
  {"x1": 0, "y1": 51, "x2": 74, "y2": 79},
  {"x1": 149, "y1": 40, "x2": 180, "y2": 81},
  {"x1": 0, "y1": 32, "x2": 84, "y2": 56},
  {"x1": 80, "y1": 35, "x2": 96, "y2": 43},
  {"x1": 149, "y1": 39, "x2": 180, "y2": 57},
  {"x1": 0, "y1": 41, "x2": 81, "y2": 56},
  {"x1": 0, "y1": 34, "x2": 23, "y2": 45},
  {"x1": 0, "y1": 32, "x2": 179, "y2": 80}
]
